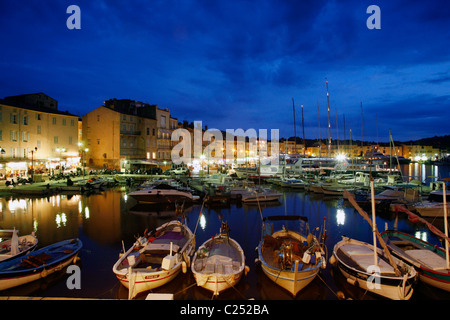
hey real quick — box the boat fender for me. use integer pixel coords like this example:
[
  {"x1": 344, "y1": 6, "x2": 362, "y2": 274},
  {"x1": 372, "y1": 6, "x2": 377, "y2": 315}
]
[
  {"x1": 302, "y1": 251, "x2": 311, "y2": 264},
  {"x1": 329, "y1": 255, "x2": 336, "y2": 266},
  {"x1": 346, "y1": 277, "x2": 358, "y2": 287},
  {"x1": 182, "y1": 252, "x2": 191, "y2": 268},
  {"x1": 40, "y1": 269, "x2": 48, "y2": 278},
  {"x1": 182, "y1": 261, "x2": 187, "y2": 273}
]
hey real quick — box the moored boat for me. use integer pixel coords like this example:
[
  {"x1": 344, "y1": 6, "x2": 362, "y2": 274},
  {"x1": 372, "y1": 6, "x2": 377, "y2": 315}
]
[
  {"x1": 241, "y1": 189, "x2": 281, "y2": 203},
  {"x1": 331, "y1": 236, "x2": 417, "y2": 300},
  {"x1": 256, "y1": 215, "x2": 327, "y2": 296},
  {"x1": 0, "y1": 229, "x2": 38, "y2": 263},
  {"x1": 331, "y1": 184, "x2": 417, "y2": 300},
  {"x1": 128, "y1": 183, "x2": 200, "y2": 204},
  {"x1": 0, "y1": 238, "x2": 82, "y2": 291},
  {"x1": 381, "y1": 229, "x2": 450, "y2": 292},
  {"x1": 113, "y1": 219, "x2": 195, "y2": 299},
  {"x1": 191, "y1": 221, "x2": 247, "y2": 296}
]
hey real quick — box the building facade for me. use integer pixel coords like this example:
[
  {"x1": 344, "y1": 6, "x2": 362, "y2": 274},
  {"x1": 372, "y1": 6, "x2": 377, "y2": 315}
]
[{"x1": 0, "y1": 93, "x2": 79, "y2": 177}]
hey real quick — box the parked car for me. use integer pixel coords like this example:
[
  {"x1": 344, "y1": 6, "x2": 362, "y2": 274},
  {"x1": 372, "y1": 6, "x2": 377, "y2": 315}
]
[{"x1": 173, "y1": 167, "x2": 189, "y2": 175}]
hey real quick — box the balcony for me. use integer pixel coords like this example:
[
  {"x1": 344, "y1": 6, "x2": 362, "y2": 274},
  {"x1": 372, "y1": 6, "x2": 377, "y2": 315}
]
[{"x1": 120, "y1": 130, "x2": 141, "y2": 136}]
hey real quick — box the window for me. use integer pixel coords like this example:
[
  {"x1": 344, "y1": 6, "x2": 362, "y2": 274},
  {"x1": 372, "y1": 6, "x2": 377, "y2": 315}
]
[
  {"x1": 97, "y1": 115, "x2": 100, "y2": 122},
  {"x1": 146, "y1": 128, "x2": 150, "y2": 135},
  {"x1": 37, "y1": 125, "x2": 41, "y2": 134},
  {"x1": 36, "y1": 113, "x2": 42, "y2": 120},
  {"x1": 63, "y1": 118, "x2": 67, "y2": 126},
  {"x1": 152, "y1": 128, "x2": 155, "y2": 136},
  {"x1": 23, "y1": 115, "x2": 28, "y2": 125},
  {"x1": 161, "y1": 115, "x2": 166, "y2": 128},
  {"x1": 69, "y1": 136, "x2": 73, "y2": 145},
  {"x1": 0, "y1": 130, "x2": 2, "y2": 141},
  {"x1": 10, "y1": 114, "x2": 17, "y2": 124},
  {"x1": 10, "y1": 130, "x2": 17, "y2": 141},
  {"x1": 71, "y1": 119, "x2": 75, "y2": 126},
  {"x1": 37, "y1": 140, "x2": 41, "y2": 148},
  {"x1": 52, "y1": 117, "x2": 56, "y2": 124},
  {"x1": 54, "y1": 136, "x2": 59, "y2": 144}
]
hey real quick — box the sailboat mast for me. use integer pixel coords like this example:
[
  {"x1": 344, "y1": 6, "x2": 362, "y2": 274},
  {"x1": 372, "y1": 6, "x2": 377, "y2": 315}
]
[
  {"x1": 317, "y1": 101, "x2": 321, "y2": 158},
  {"x1": 301, "y1": 104, "x2": 305, "y2": 155},
  {"x1": 292, "y1": 98, "x2": 297, "y2": 155},
  {"x1": 335, "y1": 104, "x2": 339, "y2": 152},
  {"x1": 326, "y1": 79, "x2": 332, "y2": 157}
]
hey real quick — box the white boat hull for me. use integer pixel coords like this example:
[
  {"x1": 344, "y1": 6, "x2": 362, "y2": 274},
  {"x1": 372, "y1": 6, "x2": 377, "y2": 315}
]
[{"x1": 332, "y1": 237, "x2": 416, "y2": 300}]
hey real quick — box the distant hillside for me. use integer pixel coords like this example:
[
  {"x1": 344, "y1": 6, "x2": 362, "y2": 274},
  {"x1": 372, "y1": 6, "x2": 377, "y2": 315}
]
[{"x1": 401, "y1": 135, "x2": 450, "y2": 149}]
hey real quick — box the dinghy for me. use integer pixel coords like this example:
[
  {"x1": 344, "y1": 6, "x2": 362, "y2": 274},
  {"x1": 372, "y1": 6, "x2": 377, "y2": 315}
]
[
  {"x1": 191, "y1": 221, "x2": 246, "y2": 296},
  {"x1": 0, "y1": 229, "x2": 38, "y2": 263},
  {"x1": 0, "y1": 238, "x2": 82, "y2": 291},
  {"x1": 113, "y1": 219, "x2": 195, "y2": 299},
  {"x1": 257, "y1": 215, "x2": 327, "y2": 296}
]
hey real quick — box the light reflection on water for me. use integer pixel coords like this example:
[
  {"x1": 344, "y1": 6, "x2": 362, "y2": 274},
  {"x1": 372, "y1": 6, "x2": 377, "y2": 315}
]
[{"x1": 0, "y1": 164, "x2": 448, "y2": 300}]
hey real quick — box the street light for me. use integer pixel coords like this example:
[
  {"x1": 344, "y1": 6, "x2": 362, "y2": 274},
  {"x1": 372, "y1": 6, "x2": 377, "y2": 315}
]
[
  {"x1": 82, "y1": 148, "x2": 89, "y2": 177},
  {"x1": 30, "y1": 147, "x2": 38, "y2": 181}
]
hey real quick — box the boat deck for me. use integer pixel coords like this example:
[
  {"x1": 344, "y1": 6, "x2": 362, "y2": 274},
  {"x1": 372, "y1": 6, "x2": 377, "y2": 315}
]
[
  {"x1": 386, "y1": 236, "x2": 448, "y2": 271},
  {"x1": 193, "y1": 237, "x2": 242, "y2": 275},
  {"x1": 261, "y1": 235, "x2": 313, "y2": 270}
]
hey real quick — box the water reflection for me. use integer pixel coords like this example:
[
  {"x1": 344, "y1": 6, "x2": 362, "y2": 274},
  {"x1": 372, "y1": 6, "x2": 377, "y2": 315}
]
[{"x1": 0, "y1": 164, "x2": 447, "y2": 300}]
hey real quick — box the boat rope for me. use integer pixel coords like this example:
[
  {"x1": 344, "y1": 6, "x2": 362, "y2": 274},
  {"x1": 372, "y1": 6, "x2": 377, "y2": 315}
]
[
  {"x1": 173, "y1": 282, "x2": 197, "y2": 297},
  {"x1": 316, "y1": 273, "x2": 339, "y2": 299}
]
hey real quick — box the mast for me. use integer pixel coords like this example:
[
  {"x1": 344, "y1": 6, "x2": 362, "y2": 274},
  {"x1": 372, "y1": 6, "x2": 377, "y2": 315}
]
[
  {"x1": 360, "y1": 102, "x2": 364, "y2": 155},
  {"x1": 326, "y1": 79, "x2": 332, "y2": 157},
  {"x1": 292, "y1": 98, "x2": 296, "y2": 155},
  {"x1": 317, "y1": 101, "x2": 321, "y2": 158},
  {"x1": 335, "y1": 104, "x2": 339, "y2": 152},
  {"x1": 301, "y1": 104, "x2": 305, "y2": 155}
]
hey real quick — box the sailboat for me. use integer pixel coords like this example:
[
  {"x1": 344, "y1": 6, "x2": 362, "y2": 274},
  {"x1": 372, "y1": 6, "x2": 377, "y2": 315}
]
[
  {"x1": 330, "y1": 181, "x2": 417, "y2": 300},
  {"x1": 382, "y1": 182, "x2": 450, "y2": 292}
]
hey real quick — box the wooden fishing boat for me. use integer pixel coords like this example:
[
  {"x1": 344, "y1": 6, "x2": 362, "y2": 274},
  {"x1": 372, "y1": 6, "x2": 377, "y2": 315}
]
[
  {"x1": 113, "y1": 219, "x2": 195, "y2": 299},
  {"x1": 386, "y1": 183, "x2": 450, "y2": 292},
  {"x1": 256, "y1": 215, "x2": 327, "y2": 297},
  {"x1": 331, "y1": 184, "x2": 417, "y2": 300},
  {"x1": 331, "y1": 236, "x2": 417, "y2": 300},
  {"x1": 381, "y1": 230, "x2": 450, "y2": 292},
  {"x1": 191, "y1": 222, "x2": 246, "y2": 296},
  {"x1": 0, "y1": 229, "x2": 38, "y2": 263},
  {"x1": 0, "y1": 238, "x2": 82, "y2": 291}
]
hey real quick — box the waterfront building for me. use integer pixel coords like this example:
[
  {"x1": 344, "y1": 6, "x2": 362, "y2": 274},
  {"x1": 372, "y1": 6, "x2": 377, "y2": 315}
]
[
  {"x1": 0, "y1": 93, "x2": 79, "y2": 178},
  {"x1": 82, "y1": 99, "x2": 179, "y2": 171}
]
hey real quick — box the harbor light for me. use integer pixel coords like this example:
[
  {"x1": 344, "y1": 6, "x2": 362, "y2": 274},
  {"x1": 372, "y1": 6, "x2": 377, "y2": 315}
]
[{"x1": 336, "y1": 154, "x2": 346, "y2": 161}]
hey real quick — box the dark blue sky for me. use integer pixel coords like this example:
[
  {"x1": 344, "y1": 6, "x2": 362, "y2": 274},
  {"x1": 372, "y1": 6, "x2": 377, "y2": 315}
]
[{"x1": 1, "y1": 0, "x2": 449, "y2": 142}]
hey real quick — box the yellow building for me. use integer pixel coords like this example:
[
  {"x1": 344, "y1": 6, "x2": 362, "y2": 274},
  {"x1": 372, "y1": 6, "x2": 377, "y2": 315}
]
[
  {"x1": 0, "y1": 93, "x2": 79, "y2": 177},
  {"x1": 82, "y1": 102, "x2": 159, "y2": 171}
]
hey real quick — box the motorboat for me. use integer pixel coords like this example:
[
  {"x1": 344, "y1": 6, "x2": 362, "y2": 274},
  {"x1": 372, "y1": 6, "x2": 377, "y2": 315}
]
[
  {"x1": 0, "y1": 229, "x2": 38, "y2": 263},
  {"x1": 113, "y1": 219, "x2": 195, "y2": 299},
  {"x1": 191, "y1": 222, "x2": 247, "y2": 296},
  {"x1": 0, "y1": 238, "x2": 82, "y2": 291},
  {"x1": 128, "y1": 183, "x2": 200, "y2": 204},
  {"x1": 256, "y1": 215, "x2": 326, "y2": 296}
]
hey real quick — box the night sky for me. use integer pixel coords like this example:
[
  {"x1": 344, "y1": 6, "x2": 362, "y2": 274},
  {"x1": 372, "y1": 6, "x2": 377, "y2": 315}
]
[{"x1": 1, "y1": 1, "x2": 449, "y2": 142}]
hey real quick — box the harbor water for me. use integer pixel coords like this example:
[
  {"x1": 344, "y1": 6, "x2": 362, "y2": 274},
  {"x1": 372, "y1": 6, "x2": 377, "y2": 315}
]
[{"x1": 0, "y1": 163, "x2": 449, "y2": 300}]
